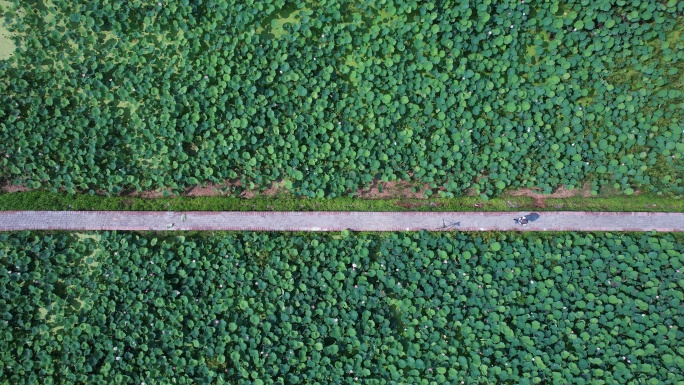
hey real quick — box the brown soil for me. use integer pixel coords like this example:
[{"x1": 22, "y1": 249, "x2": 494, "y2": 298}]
[
  {"x1": 1, "y1": 182, "x2": 29, "y2": 193},
  {"x1": 134, "y1": 190, "x2": 167, "y2": 198},
  {"x1": 356, "y1": 179, "x2": 432, "y2": 199},
  {"x1": 184, "y1": 182, "x2": 231, "y2": 197},
  {"x1": 233, "y1": 180, "x2": 290, "y2": 199},
  {"x1": 505, "y1": 183, "x2": 594, "y2": 208},
  {"x1": 136, "y1": 179, "x2": 291, "y2": 199},
  {"x1": 127, "y1": 177, "x2": 440, "y2": 204},
  {"x1": 260, "y1": 180, "x2": 290, "y2": 197},
  {"x1": 130, "y1": 178, "x2": 435, "y2": 200}
]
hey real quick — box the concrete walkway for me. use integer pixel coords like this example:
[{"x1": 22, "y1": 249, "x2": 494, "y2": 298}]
[{"x1": 0, "y1": 211, "x2": 682, "y2": 232}]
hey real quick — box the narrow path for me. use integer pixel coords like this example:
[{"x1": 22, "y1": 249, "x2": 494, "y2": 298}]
[{"x1": 0, "y1": 211, "x2": 682, "y2": 231}]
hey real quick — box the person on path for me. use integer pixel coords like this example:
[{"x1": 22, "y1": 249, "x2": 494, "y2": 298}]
[{"x1": 515, "y1": 216, "x2": 529, "y2": 226}]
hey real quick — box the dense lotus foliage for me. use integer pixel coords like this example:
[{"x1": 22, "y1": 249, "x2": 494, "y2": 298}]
[
  {"x1": 0, "y1": 1, "x2": 683, "y2": 197},
  {"x1": 1, "y1": 231, "x2": 683, "y2": 384}
]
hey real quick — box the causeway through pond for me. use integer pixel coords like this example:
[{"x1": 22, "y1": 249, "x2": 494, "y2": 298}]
[{"x1": 0, "y1": 211, "x2": 682, "y2": 232}]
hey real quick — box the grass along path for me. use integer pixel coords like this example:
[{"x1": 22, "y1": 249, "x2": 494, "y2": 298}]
[{"x1": 0, "y1": 190, "x2": 682, "y2": 212}]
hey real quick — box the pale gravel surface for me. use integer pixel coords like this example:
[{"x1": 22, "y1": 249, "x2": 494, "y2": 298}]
[{"x1": 0, "y1": 211, "x2": 682, "y2": 232}]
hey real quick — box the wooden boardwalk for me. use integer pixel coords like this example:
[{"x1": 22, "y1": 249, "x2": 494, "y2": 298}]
[{"x1": 0, "y1": 211, "x2": 682, "y2": 232}]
